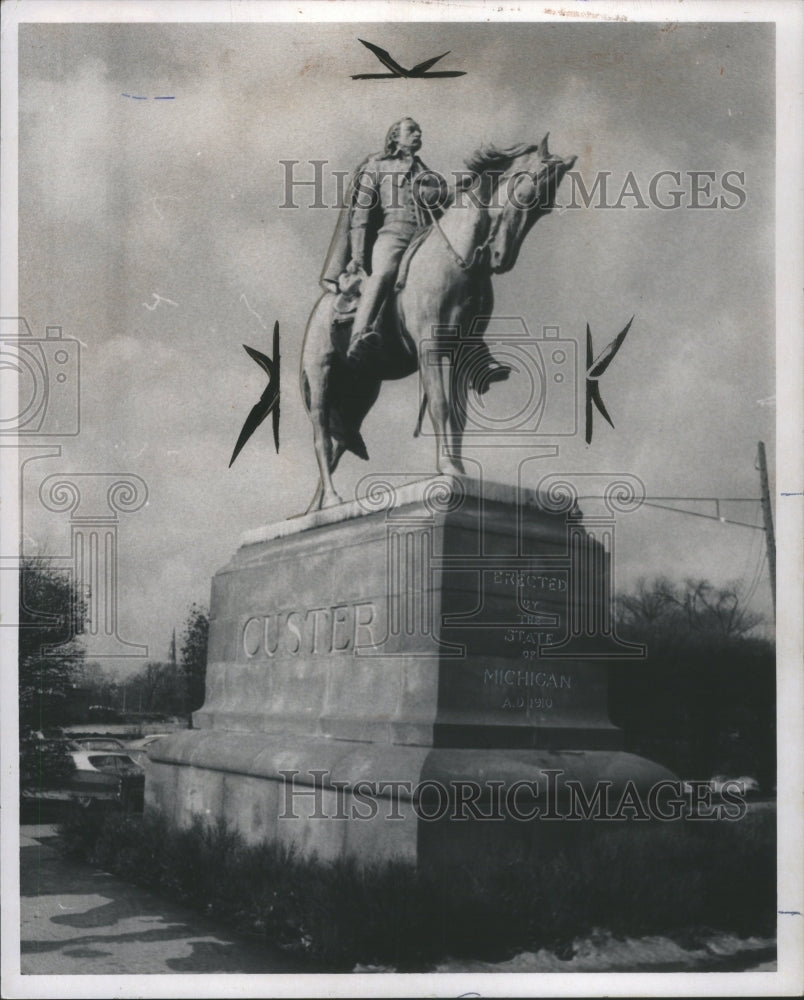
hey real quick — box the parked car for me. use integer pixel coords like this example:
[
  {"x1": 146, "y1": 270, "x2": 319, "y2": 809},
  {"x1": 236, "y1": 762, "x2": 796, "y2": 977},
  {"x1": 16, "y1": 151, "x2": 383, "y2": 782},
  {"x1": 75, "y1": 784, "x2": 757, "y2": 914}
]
[
  {"x1": 72, "y1": 737, "x2": 128, "y2": 752},
  {"x1": 67, "y1": 750, "x2": 145, "y2": 811},
  {"x1": 682, "y1": 774, "x2": 763, "y2": 801}
]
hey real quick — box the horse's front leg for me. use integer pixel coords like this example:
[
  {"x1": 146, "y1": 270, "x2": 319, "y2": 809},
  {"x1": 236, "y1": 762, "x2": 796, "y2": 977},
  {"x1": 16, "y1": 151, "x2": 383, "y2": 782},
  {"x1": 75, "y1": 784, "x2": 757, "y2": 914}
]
[
  {"x1": 419, "y1": 348, "x2": 465, "y2": 478},
  {"x1": 449, "y1": 359, "x2": 469, "y2": 473}
]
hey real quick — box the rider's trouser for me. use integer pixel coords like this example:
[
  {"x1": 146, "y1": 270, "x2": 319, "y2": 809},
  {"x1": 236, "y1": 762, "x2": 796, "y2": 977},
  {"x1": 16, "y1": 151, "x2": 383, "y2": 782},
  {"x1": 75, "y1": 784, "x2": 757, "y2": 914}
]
[{"x1": 350, "y1": 224, "x2": 417, "y2": 341}]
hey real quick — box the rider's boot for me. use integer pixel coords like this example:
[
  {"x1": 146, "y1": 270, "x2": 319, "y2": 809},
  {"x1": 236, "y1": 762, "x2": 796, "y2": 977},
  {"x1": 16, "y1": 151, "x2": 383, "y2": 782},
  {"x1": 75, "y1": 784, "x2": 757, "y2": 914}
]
[{"x1": 346, "y1": 326, "x2": 384, "y2": 368}]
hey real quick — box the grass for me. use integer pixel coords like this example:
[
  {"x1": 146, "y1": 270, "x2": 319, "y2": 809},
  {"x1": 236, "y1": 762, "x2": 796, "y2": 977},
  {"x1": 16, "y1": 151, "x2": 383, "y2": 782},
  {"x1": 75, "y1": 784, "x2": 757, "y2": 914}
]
[{"x1": 58, "y1": 805, "x2": 776, "y2": 970}]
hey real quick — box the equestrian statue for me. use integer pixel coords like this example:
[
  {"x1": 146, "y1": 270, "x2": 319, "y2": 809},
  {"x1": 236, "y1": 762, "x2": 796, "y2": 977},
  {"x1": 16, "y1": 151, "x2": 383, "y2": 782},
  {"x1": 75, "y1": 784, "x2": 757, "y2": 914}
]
[{"x1": 301, "y1": 117, "x2": 577, "y2": 511}]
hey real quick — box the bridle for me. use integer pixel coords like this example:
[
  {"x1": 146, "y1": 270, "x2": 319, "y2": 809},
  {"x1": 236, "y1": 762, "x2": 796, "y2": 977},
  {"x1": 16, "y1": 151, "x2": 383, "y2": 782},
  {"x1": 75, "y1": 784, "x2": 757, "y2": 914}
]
[
  {"x1": 422, "y1": 201, "x2": 503, "y2": 272},
  {"x1": 421, "y1": 162, "x2": 550, "y2": 272}
]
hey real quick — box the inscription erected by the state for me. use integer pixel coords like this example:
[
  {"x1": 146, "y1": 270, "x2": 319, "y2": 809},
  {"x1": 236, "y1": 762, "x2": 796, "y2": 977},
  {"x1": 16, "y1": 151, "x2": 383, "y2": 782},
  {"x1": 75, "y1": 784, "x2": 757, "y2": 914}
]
[
  {"x1": 242, "y1": 602, "x2": 378, "y2": 659},
  {"x1": 504, "y1": 627, "x2": 557, "y2": 657},
  {"x1": 491, "y1": 572, "x2": 568, "y2": 655},
  {"x1": 492, "y1": 571, "x2": 567, "y2": 592}
]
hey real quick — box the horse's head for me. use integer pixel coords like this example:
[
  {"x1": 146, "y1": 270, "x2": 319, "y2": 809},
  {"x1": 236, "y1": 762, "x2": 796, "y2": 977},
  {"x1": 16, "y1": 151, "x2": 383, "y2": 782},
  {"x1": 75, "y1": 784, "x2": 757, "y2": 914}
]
[{"x1": 480, "y1": 134, "x2": 576, "y2": 274}]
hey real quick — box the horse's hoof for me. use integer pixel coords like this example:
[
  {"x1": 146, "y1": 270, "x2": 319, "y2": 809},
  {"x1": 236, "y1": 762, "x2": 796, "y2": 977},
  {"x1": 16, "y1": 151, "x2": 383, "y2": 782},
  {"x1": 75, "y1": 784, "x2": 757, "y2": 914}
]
[{"x1": 437, "y1": 464, "x2": 465, "y2": 479}]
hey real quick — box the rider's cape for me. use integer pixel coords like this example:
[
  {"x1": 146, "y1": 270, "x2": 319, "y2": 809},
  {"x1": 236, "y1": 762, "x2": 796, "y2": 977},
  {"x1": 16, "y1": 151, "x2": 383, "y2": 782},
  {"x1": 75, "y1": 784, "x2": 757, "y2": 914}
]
[
  {"x1": 320, "y1": 153, "x2": 383, "y2": 293},
  {"x1": 320, "y1": 152, "x2": 439, "y2": 292}
]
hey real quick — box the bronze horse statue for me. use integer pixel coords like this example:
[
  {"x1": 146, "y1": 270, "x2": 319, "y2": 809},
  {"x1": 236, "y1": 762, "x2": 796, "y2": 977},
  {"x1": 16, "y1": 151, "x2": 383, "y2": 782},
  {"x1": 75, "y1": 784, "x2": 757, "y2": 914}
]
[{"x1": 300, "y1": 134, "x2": 576, "y2": 510}]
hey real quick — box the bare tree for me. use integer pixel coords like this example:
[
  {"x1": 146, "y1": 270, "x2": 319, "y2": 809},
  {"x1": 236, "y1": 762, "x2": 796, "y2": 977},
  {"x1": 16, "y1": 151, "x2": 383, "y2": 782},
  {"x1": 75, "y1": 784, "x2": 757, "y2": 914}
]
[
  {"x1": 669, "y1": 578, "x2": 764, "y2": 638},
  {"x1": 616, "y1": 576, "x2": 763, "y2": 638},
  {"x1": 616, "y1": 575, "x2": 676, "y2": 627}
]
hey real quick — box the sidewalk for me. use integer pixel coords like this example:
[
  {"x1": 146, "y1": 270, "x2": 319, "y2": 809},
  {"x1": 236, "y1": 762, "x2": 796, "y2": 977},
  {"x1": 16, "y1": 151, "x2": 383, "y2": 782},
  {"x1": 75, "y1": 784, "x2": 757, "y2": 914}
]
[{"x1": 19, "y1": 823, "x2": 312, "y2": 975}]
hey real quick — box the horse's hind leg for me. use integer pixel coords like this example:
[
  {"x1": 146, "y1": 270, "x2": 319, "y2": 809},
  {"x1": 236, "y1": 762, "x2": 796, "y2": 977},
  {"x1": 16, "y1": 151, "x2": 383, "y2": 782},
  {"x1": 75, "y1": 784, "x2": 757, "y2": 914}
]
[
  {"x1": 310, "y1": 424, "x2": 343, "y2": 510},
  {"x1": 306, "y1": 478, "x2": 324, "y2": 514},
  {"x1": 306, "y1": 441, "x2": 346, "y2": 513},
  {"x1": 305, "y1": 366, "x2": 344, "y2": 511},
  {"x1": 419, "y1": 350, "x2": 465, "y2": 477}
]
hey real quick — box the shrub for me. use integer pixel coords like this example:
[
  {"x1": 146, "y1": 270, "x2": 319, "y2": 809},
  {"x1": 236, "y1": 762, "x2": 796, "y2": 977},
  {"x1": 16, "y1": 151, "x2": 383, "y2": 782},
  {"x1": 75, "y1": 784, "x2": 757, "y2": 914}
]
[
  {"x1": 58, "y1": 807, "x2": 775, "y2": 969},
  {"x1": 20, "y1": 732, "x2": 76, "y2": 792}
]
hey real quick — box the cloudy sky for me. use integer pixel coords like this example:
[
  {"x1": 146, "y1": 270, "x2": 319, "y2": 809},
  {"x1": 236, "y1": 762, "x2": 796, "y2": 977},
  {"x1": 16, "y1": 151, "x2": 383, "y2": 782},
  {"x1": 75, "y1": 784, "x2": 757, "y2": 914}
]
[{"x1": 14, "y1": 15, "x2": 779, "y2": 665}]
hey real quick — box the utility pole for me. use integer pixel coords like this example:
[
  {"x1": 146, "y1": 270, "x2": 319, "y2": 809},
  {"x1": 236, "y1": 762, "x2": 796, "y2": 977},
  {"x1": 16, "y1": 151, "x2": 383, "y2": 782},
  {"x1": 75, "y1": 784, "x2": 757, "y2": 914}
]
[{"x1": 756, "y1": 440, "x2": 776, "y2": 618}]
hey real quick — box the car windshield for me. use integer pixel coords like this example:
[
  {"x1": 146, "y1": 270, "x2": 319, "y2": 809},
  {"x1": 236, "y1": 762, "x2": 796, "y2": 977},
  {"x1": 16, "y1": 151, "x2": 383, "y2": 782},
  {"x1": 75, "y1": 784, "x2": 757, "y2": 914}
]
[
  {"x1": 115, "y1": 755, "x2": 139, "y2": 769},
  {"x1": 89, "y1": 754, "x2": 139, "y2": 772},
  {"x1": 88, "y1": 755, "x2": 119, "y2": 771}
]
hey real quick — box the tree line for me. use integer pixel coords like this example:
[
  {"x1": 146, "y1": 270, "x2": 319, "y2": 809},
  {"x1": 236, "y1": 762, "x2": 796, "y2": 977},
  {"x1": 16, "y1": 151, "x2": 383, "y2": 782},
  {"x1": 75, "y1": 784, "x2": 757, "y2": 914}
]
[
  {"x1": 77, "y1": 604, "x2": 209, "y2": 720},
  {"x1": 610, "y1": 576, "x2": 775, "y2": 790},
  {"x1": 19, "y1": 557, "x2": 208, "y2": 732}
]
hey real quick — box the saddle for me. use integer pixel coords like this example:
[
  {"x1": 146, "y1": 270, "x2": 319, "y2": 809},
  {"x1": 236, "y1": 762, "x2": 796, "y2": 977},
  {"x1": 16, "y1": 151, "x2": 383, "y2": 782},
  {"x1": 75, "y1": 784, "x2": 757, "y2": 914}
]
[
  {"x1": 330, "y1": 225, "x2": 432, "y2": 327},
  {"x1": 331, "y1": 268, "x2": 364, "y2": 323}
]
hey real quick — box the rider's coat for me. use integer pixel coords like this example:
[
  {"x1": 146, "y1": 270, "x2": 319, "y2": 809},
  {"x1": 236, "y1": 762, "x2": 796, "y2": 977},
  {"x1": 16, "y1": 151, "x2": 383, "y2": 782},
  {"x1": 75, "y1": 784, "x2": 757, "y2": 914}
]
[{"x1": 320, "y1": 151, "x2": 446, "y2": 292}]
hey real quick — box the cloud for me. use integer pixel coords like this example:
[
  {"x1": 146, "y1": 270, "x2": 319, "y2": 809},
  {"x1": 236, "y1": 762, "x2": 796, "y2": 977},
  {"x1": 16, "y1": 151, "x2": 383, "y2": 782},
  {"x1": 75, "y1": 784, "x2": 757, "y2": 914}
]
[{"x1": 17, "y1": 21, "x2": 778, "y2": 664}]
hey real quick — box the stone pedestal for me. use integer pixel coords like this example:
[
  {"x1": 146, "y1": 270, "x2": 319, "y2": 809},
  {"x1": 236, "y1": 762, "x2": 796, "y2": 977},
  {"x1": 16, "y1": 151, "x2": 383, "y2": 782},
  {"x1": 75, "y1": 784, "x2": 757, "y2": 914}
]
[{"x1": 147, "y1": 477, "x2": 673, "y2": 870}]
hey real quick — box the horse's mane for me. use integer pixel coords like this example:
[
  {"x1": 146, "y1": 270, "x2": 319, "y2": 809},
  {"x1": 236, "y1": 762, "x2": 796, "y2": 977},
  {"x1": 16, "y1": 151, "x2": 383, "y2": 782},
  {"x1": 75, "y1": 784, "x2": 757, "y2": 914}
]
[{"x1": 463, "y1": 141, "x2": 542, "y2": 175}]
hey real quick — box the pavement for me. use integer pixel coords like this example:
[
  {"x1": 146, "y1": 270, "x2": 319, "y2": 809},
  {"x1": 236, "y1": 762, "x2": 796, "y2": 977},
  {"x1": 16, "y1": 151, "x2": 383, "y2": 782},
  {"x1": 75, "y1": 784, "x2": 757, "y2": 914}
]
[{"x1": 19, "y1": 820, "x2": 313, "y2": 975}]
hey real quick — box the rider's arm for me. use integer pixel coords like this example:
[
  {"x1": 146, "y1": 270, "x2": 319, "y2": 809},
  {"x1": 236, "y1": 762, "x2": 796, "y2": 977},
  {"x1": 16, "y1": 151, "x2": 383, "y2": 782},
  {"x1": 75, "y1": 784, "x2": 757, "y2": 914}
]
[
  {"x1": 349, "y1": 165, "x2": 378, "y2": 269},
  {"x1": 349, "y1": 227, "x2": 366, "y2": 272}
]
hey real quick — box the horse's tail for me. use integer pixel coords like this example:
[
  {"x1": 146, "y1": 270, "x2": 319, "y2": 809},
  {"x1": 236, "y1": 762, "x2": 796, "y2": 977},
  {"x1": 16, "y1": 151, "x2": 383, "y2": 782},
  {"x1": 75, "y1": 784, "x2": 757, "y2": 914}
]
[
  {"x1": 344, "y1": 429, "x2": 369, "y2": 461},
  {"x1": 326, "y1": 415, "x2": 369, "y2": 461},
  {"x1": 303, "y1": 368, "x2": 371, "y2": 461}
]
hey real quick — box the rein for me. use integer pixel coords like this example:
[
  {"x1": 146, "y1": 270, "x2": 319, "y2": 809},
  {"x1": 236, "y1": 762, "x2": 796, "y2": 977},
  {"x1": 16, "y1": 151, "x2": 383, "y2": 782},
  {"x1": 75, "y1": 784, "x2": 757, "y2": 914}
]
[
  {"x1": 423, "y1": 200, "x2": 503, "y2": 272},
  {"x1": 422, "y1": 163, "x2": 556, "y2": 271}
]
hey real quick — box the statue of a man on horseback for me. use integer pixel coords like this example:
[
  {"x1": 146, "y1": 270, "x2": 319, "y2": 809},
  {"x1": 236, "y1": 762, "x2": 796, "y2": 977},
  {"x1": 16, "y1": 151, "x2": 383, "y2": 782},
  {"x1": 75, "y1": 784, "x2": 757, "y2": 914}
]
[
  {"x1": 302, "y1": 124, "x2": 577, "y2": 511},
  {"x1": 321, "y1": 117, "x2": 509, "y2": 386}
]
